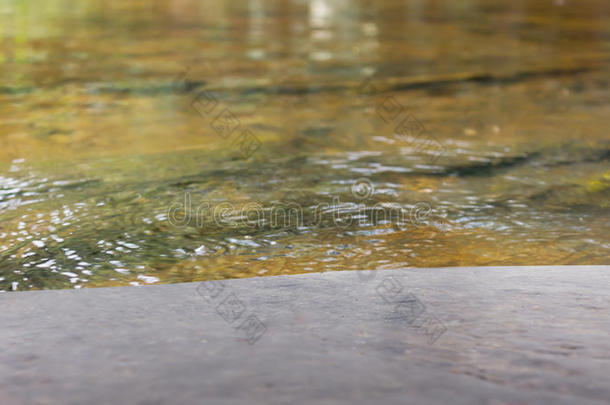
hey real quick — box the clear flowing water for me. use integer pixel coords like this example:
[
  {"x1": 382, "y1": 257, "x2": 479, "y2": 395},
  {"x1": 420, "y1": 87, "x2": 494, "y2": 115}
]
[{"x1": 0, "y1": 0, "x2": 608, "y2": 291}]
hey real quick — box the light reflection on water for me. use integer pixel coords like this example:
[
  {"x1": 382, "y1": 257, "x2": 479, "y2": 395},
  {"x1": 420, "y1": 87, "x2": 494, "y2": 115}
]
[{"x1": 0, "y1": 0, "x2": 608, "y2": 290}]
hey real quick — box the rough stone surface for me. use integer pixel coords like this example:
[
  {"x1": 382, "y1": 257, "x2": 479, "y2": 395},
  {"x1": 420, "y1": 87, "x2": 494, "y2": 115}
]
[{"x1": 1, "y1": 266, "x2": 609, "y2": 405}]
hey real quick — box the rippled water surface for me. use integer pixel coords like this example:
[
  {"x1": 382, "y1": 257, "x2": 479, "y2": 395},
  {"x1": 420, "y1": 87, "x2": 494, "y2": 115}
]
[{"x1": 1, "y1": 0, "x2": 608, "y2": 290}]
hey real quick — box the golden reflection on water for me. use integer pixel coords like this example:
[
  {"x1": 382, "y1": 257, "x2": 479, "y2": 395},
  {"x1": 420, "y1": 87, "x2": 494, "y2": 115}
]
[{"x1": 0, "y1": 0, "x2": 608, "y2": 290}]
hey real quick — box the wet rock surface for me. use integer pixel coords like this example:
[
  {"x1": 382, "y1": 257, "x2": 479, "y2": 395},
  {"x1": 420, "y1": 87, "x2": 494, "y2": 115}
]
[{"x1": 1, "y1": 266, "x2": 609, "y2": 404}]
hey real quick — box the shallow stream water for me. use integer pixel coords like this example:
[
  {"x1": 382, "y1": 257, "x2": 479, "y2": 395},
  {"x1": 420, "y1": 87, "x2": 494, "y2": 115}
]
[{"x1": 0, "y1": 0, "x2": 608, "y2": 290}]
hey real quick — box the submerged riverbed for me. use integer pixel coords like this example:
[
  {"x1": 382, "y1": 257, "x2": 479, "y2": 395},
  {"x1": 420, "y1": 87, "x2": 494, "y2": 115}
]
[{"x1": 0, "y1": 0, "x2": 608, "y2": 290}]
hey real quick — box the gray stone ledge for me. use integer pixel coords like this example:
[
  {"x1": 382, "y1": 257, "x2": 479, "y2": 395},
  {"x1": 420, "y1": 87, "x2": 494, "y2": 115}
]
[{"x1": 1, "y1": 266, "x2": 609, "y2": 405}]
